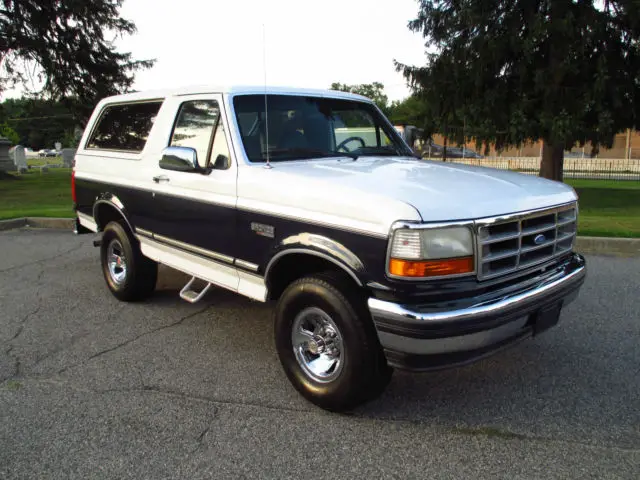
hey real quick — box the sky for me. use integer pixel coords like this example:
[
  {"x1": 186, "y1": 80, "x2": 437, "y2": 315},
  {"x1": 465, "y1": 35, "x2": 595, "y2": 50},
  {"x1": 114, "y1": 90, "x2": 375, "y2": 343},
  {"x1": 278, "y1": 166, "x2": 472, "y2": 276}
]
[{"x1": 113, "y1": 0, "x2": 428, "y2": 102}]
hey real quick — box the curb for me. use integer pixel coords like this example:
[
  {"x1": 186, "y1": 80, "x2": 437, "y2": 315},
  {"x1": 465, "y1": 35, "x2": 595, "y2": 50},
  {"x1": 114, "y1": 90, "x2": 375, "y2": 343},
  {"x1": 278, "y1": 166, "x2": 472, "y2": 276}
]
[
  {"x1": 0, "y1": 217, "x2": 75, "y2": 232},
  {"x1": 1, "y1": 217, "x2": 639, "y2": 257},
  {"x1": 0, "y1": 218, "x2": 26, "y2": 231},
  {"x1": 574, "y1": 236, "x2": 640, "y2": 257}
]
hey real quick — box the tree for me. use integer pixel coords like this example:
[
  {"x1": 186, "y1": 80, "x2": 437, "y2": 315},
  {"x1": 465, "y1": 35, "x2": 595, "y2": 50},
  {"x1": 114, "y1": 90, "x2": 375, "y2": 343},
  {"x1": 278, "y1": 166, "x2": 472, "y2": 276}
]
[
  {"x1": 396, "y1": 1, "x2": 640, "y2": 181},
  {"x1": 0, "y1": 121, "x2": 18, "y2": 143},
  {"x1": 0, "y1": 97, "x2": 77, "y2": 149},
  {"x1": 388, "y1": 94, "x2": 429, "y2": 127},
  {"x1": 0, "y1": 0, "x2": 154, "y2": 120},
  {"x1": 330, "y1": 82, "x2": 391, "y2": 116}
]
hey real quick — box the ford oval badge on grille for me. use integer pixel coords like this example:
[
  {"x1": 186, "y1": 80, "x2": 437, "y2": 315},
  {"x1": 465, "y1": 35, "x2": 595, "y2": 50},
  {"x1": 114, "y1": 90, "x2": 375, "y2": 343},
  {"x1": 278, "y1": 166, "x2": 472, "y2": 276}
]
[{"x1": 534, "y1": 234, "x2": 546, "y2": 245}]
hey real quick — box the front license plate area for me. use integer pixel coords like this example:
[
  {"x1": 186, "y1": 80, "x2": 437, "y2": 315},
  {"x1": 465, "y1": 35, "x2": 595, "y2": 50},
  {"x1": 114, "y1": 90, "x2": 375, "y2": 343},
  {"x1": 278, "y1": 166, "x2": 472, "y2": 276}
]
[{"x1": 532, "y1": 302, "x2": 562, "y2": 335}]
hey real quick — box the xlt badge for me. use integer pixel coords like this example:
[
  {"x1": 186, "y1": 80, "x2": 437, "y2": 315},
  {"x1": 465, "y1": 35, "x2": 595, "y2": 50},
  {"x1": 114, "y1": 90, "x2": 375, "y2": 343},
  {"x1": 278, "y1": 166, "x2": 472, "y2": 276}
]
[{"x1": 251, "y1": 222, "x2": 275, "y2": 238}]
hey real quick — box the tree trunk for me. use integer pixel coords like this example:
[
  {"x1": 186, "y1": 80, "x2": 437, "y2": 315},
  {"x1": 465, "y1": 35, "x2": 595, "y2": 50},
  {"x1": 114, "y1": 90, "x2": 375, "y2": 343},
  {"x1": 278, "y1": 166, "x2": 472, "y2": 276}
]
[
  {"x1": 443, "y1": 136, "x2": 448, "y2": 162},
  {"x1": 539, "y1": 140, "x2": 564, "y2": 181}
]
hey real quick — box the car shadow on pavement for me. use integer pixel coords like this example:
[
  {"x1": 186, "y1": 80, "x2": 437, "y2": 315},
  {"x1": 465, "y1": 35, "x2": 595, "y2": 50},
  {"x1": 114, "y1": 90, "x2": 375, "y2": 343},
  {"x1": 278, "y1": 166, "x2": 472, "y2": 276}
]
[
  {"x1": 356, "y1": 344, "x2": 552, "y2": 418},
  {"x1": 351, "y1": 335, "x2": 628, "y2": 444}
]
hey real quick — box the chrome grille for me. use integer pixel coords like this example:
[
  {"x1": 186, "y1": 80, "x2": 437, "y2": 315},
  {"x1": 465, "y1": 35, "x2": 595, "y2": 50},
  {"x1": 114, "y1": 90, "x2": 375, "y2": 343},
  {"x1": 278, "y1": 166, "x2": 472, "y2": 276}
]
[{"x1": 476, "y1": 204, "x2": 577, "y2": 280}]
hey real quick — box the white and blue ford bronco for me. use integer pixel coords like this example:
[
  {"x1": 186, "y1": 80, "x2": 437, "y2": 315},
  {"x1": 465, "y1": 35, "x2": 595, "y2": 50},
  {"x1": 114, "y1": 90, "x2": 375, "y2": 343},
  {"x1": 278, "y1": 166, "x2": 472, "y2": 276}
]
[{"x1": 72, "y1": 85, "x2": 586, "y2": 411}]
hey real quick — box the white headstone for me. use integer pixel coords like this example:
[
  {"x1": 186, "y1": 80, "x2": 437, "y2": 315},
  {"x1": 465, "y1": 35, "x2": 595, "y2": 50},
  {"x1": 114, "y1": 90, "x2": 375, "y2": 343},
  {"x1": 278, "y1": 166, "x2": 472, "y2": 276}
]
[
  {"x1": 61, "y1": 148, "x2": 76, "y2": 167},
  {"x1": 12, "y1": 145, "x2": 27, "y2": 169},
  {"x1": 55, "y1": 142, "x2": 62, "y2": 151}
]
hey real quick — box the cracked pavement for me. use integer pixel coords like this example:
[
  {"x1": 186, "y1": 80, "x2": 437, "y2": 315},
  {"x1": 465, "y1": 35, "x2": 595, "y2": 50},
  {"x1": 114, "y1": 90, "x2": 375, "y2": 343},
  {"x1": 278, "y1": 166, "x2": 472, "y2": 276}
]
[{"x1": 0, "y1": 228, "x2": 639, "y2": 479}]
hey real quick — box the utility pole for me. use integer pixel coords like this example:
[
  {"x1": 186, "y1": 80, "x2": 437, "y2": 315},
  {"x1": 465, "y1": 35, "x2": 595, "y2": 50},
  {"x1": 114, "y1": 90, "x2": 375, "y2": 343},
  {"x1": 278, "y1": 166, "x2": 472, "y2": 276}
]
[{"x1": 626, "y1": 129, "x2": 632, "y2": 160}]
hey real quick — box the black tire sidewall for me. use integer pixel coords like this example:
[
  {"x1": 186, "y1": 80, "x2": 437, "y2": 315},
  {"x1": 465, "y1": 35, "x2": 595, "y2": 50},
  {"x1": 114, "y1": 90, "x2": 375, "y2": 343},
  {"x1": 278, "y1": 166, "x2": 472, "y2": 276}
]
[
  {"x1": 100, "y1": 222, "x2": 138, "y2": 298},
  {"x1": 275, "y1": 276, "x2": 385, "y2": 410}
]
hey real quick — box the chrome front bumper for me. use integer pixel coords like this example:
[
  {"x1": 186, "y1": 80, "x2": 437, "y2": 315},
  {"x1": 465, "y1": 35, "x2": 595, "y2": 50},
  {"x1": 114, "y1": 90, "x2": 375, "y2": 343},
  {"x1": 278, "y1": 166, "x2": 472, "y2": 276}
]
[{"x1": 368, "y1": 253, "x2": 586, "y2": 371}]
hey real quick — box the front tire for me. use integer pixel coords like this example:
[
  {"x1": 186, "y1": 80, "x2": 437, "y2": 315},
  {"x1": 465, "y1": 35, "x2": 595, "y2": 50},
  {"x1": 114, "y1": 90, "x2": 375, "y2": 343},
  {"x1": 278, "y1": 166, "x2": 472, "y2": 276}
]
[
  {"x1": 100, "y1": 221, "x2": 157, "y2": 302},
  {"x1": 274, "y1": 273, "x2": 392, "y2": 412}
]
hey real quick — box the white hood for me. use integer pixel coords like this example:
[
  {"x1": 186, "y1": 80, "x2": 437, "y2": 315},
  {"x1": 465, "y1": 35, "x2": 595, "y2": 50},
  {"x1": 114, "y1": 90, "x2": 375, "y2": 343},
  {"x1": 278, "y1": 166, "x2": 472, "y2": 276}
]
[
  {"x1": 304, "y1": 157, "x2": 577, "y2": 220},
  {"x1": 237, "y1": 156, "x2": 577, "y2": 235}
]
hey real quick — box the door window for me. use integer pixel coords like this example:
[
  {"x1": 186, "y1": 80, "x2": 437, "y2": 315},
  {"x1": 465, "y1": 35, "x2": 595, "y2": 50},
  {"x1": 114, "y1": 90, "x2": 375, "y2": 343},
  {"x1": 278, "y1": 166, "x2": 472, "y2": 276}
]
[
  {"x1": 209, "y1": 120, "x2": 231, "y2": 170},
  {"x1": 170, "y1": 100, "x2": 230, "y2": 168}
]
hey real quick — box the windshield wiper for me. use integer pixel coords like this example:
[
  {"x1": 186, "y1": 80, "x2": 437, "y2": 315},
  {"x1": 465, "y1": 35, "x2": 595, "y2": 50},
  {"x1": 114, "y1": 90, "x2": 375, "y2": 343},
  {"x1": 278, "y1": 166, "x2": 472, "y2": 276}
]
[
  {"x1": 351, "y1": 145, "x2": 402, "y2": 156},
  {"x1": 262, "y1": 148, "x2": 358, "y2": 161}
]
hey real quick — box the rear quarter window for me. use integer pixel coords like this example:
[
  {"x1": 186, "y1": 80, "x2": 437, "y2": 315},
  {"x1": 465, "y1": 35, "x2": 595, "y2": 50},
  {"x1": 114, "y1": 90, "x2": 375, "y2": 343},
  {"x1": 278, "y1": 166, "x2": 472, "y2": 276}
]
[{"x1": 86, "y1": 101, "x2": 163, "y2": 152}]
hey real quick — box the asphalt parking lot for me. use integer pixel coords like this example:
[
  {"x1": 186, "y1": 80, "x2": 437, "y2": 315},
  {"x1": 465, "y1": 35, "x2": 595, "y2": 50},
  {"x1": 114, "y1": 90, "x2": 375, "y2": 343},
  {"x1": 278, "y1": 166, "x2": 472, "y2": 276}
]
[{"x1": 1, "y1": 229, "x2": 638, "y2": 479}]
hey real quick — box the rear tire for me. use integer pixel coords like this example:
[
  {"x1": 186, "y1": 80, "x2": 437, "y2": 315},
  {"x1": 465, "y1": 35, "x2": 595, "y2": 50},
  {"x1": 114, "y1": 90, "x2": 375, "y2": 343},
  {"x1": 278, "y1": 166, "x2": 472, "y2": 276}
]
[
  {"x1": 274, "y1": 272, "x2": 392, "y2": 412},
  {"x1": 100, "y1": 221, "x2": 157, "y2": 302}
]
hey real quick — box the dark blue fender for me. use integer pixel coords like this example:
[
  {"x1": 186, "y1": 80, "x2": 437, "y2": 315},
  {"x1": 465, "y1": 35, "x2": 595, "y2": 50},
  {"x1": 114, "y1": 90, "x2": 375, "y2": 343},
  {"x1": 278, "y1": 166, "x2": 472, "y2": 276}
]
[
  {"x1": 264, "y1": 232, "x2": 366, "y2": 287},
  {"x1": 92, "y1": 193, "x2": 135, "y2": 233}
]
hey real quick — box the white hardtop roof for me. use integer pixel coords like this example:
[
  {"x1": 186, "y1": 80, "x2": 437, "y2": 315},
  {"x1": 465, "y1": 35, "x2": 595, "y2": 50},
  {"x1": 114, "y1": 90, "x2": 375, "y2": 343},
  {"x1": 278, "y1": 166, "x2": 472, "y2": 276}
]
[{"x1": 99, "y1": 84, "x2": 373, "y2": 104}]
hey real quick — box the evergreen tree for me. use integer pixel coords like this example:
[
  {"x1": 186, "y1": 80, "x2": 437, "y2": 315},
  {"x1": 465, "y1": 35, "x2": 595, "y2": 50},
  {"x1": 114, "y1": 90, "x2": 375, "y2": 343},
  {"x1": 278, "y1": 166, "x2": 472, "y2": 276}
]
[
  {"x1": 397, "y1": 0, "x2": 640, "y2": 180},
  {"x1": 0, "y1": 0, "x2": 154, "y2": 120}
]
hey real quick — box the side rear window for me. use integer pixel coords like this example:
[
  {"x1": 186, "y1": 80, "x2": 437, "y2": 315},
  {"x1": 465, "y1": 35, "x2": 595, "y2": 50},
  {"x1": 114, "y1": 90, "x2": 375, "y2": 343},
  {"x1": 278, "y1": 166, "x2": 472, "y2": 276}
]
[{"x1": 86, "y1": 101, "x2": 163, "y2": 152}]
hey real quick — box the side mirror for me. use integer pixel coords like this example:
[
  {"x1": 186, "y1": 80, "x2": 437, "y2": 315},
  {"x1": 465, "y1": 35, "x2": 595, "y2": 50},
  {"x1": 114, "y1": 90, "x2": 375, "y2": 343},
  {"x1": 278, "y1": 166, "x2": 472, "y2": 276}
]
[
  {"x1": 159, "y1": 146, "x2": 202, "y2": 173},
  {"x1": 212, "y1": 154, "x2": 230, "y2": 170}
]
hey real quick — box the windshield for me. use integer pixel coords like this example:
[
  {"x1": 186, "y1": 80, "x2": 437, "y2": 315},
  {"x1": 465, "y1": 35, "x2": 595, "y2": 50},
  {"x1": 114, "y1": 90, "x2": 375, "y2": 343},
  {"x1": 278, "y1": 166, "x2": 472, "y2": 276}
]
[{"x1": 232, "y1": 94, "x2": 412, "y2": 162}]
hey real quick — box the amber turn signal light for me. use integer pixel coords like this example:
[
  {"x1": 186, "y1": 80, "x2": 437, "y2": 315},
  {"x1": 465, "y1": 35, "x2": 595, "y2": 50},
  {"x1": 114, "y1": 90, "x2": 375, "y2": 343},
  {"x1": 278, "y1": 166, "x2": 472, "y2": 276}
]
[{"x1": 389, "y1": 257, "x2": 474, "y2": 278}]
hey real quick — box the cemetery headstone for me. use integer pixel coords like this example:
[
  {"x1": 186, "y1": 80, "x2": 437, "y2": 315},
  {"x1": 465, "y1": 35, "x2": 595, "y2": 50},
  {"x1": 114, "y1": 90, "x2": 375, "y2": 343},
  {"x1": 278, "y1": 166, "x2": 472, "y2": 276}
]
[
  {"x1": 62, "y1": 148, "x2": 76, "y2": 167},
  {"x1": 12, "y1": 145, "x2": 27, "y2": 172},
  {"x1": 0, "y1": 137, "x2": 15, "y2": 173}
]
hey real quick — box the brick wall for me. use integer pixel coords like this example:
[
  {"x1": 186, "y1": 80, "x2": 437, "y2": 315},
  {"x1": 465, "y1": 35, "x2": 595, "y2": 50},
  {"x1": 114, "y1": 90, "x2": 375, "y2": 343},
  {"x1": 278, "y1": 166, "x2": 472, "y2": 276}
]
[{"x1": 429, "y1": 130, "x2": 640, "y2": 159}]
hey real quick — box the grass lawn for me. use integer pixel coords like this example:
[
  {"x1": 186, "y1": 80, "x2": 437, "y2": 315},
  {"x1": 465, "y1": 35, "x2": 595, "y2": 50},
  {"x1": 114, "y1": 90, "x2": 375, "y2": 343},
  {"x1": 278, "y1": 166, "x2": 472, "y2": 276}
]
[
  {"x1": 0, "y1": 168, "x2": 638, "y2": 237},
  {"x1": 566, "y1": 179, "x2": 640, "y2": 238},
  {"x1": 0, "y1": 168, "x2": 74, "y2": 220},
  {"x1": 27, "y1": 156, "x2": 63, "y2": 167}
]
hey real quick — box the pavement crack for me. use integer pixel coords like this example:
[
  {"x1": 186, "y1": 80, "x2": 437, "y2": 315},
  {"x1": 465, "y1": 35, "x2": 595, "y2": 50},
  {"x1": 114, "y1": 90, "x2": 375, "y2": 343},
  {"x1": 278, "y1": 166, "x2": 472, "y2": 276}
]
[
  {"x1": 355, "y1": 415, "x2": 640, "y2": 453},
  {"x1": 12, "y1": 377, "x2": 313, "y2": 416},
  {"x1": 0, "y1": 242, "x2": 85, "y2": 274},
  {"x1": 2, "y1": 345, "x2": 20, "y2": 381},
  {"x1": 96, "y1": 384, "x2": 313, "y2": 414},
  {"x1": 196, "y1": 421, "x2": 212, "y2": 447},
  {"x1": 97, "y1": 384, "x2": 225, "y2": 406},
  {"x1": 7, "y1": 267, "x2": 44, "y2": 344},
  {"x1": 57, "y1": 305, "x2": 212, "y2": 375},
  {"x1": 3, "y1": 266, "x2": 45, "y2": 379},
  {"x1": 32, "y1": 331, "x2": 91, "y2": 368}
]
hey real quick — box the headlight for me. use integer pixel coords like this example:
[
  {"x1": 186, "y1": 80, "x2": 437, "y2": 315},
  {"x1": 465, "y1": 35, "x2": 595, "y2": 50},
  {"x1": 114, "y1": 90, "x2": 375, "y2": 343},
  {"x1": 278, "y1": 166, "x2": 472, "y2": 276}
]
[{"x1": 388, "y1": 226, "x2": 475, "y2": 278}]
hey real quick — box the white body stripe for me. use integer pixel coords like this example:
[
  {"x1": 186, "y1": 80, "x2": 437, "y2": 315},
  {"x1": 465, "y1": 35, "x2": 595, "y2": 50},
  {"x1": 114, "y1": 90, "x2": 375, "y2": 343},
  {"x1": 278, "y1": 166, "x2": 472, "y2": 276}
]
[
  {"x1": 237, "y1": 271, "x2": 268, "y2": 302},
  {"x1": 139, "y1": 236, "x2": 267, "y2": 302},
  {"x1": 77, "y1": 212, "x2": 98, "y2": 232}
]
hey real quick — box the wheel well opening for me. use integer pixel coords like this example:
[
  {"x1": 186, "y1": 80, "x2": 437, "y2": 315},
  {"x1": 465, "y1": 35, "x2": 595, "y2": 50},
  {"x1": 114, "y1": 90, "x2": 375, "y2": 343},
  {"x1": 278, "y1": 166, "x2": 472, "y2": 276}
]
[
  {"x1": 267, "y1": 253, "x2": 361, "y2": 301},
  {"x1": 94, "y1": 203, "x2": 129, "y2": 232}
]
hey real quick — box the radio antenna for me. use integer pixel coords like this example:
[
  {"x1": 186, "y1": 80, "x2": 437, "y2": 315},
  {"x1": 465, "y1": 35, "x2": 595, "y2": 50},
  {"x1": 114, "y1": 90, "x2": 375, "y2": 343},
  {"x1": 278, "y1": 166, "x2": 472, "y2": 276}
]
[{"x1": 263, "y1": 23, "x2": 272, "y2": 169}]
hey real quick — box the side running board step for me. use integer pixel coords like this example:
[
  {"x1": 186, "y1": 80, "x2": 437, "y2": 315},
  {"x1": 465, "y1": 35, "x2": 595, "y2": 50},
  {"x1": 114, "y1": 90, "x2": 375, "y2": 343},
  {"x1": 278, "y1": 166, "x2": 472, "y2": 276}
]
[{"x1": 179, "y1": 276, "x2": 212, "y2": 303}]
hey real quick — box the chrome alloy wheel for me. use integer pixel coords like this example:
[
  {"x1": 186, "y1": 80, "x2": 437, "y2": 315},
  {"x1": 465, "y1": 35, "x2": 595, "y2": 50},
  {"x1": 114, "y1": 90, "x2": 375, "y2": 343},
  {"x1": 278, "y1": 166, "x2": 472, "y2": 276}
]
[
  {"x1": 107, "y1": 239, "x2": 127, "y2": 285},
  {"x1": 291, "y1": 307, "x2": 344, "y2": 383}
]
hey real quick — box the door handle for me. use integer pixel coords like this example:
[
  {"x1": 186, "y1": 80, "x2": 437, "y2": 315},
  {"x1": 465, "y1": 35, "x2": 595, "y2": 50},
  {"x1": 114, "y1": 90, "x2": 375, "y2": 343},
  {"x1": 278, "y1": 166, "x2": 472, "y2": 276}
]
[{"x1": 153, "y1": 175, "x2": 170, "y2": 183}]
